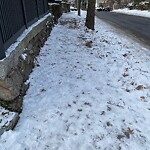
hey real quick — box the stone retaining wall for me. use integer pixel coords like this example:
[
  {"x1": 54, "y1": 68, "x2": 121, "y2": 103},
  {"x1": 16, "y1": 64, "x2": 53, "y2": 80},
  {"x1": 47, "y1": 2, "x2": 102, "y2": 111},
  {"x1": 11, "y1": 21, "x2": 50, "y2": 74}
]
[
  {"x1": 49, "y1": 1, "x2": 70, "y2": 22},
  {"x1": 0, "y1": 15, "x2": 54, "y2": 113}
]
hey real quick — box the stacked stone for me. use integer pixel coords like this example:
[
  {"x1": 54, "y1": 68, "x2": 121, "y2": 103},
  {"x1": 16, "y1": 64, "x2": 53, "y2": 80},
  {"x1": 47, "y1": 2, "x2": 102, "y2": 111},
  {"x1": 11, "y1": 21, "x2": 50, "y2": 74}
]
[{"x1": 0, "y1": 16, "x2": 54, "y2": 113}]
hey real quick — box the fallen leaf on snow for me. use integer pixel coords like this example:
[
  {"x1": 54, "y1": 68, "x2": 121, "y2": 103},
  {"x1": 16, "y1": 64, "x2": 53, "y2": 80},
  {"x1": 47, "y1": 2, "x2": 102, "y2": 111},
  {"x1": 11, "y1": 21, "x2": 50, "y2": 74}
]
[
  {"x1": 140, "y1": 96, "x2": 145, "y2": 100},
  {"x1": 124, "y1": 128, "x2": 134, "y2": 139},
  {"x1": 136, "y1": 85, "x2": 143, "y2": 90}
]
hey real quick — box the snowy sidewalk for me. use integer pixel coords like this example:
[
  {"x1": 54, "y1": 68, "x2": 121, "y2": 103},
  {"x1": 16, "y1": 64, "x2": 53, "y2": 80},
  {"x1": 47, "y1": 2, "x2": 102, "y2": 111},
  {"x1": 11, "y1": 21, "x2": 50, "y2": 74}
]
[{"x1": 1, "y1": 11, "x2": 150, "y2": 149}]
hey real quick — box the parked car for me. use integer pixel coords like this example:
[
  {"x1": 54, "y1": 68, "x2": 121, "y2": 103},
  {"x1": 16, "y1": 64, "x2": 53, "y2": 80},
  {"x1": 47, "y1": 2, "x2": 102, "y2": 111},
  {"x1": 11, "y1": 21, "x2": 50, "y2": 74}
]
[
  {"x1": 70, "y1": 6, "x2": 77, "y2": 11},
  {"x1": 96, "y1": 6, "x2": 112, "y2": 11},
  {"x1": 96, "y1": 7, "x2": 104, "y2": 11},
  {"x1": 104, "y1": 6, "x2": 112, "y2": 11}
]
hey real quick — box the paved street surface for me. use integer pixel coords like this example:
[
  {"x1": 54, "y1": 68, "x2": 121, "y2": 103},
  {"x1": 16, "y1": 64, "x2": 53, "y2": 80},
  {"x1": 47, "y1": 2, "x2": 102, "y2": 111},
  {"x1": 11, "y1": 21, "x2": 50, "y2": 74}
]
[{"x1": 96, "y1": 11, "x2": 150, "y2": 46}]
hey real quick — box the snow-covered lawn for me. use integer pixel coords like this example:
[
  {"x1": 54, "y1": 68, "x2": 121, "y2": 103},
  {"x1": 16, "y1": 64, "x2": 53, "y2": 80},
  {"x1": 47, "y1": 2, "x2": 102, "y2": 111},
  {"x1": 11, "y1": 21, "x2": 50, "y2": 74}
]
[
  {"x1": 1, "y1": 11, "x2": 150, "y2": 149},
  {"x1": 113, "y1": 8, "x2": 150, "y2": 18}
]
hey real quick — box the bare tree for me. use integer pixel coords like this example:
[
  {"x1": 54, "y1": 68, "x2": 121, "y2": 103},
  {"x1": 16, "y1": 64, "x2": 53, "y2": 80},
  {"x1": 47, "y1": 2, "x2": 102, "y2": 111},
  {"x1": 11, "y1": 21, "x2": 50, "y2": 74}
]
[
  {"x1": 77, "y1": 0, "x2": 81, "y2": 16},
  {"x1": 85, "y1": 0, "x2": 96, "y2": 30}
]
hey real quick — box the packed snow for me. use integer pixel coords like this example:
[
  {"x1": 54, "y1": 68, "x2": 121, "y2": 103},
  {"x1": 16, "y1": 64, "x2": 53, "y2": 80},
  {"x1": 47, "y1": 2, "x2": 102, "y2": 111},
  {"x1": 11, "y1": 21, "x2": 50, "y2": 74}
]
[
  {"x1": 113, "y1": 8, "x2": 150, "y2": 18},
  {"x1": 1, "y1": 11, "x2": 150, "y2": 149}
]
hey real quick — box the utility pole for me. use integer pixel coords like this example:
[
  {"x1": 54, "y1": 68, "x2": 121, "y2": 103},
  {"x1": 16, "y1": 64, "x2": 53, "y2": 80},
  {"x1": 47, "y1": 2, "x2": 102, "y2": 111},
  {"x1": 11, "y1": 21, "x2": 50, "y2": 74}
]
[
  {"x1": 85, "y1": 0, "x2": 96, "y2": 30},
  {"x1": 77, "y1": 0, "x2": 81, "y2": 16}
]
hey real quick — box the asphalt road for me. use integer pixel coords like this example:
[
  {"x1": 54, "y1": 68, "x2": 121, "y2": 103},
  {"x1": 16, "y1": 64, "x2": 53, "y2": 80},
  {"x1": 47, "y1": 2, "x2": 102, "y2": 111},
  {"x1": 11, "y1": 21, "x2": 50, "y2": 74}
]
[{"x1": 96, "y1": 11, "x2": 150, "y2": 46}]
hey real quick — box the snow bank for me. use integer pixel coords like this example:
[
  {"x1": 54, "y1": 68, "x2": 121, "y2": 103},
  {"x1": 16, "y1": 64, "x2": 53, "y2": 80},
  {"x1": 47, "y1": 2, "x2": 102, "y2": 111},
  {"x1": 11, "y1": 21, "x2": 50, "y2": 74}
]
[{"x1": 113, "y1": 8, "x2": 150, "y2": 18}]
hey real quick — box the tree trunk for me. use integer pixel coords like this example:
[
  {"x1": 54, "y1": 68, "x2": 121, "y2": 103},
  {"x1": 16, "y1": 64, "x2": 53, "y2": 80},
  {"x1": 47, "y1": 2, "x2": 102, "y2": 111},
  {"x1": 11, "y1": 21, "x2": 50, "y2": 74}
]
[
  {"x1": 77, "y1": 0, "x2": 81, "y2": 16},
  {"x1": 85, "y1": 0, "x2": 96, "y2": 30}
]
